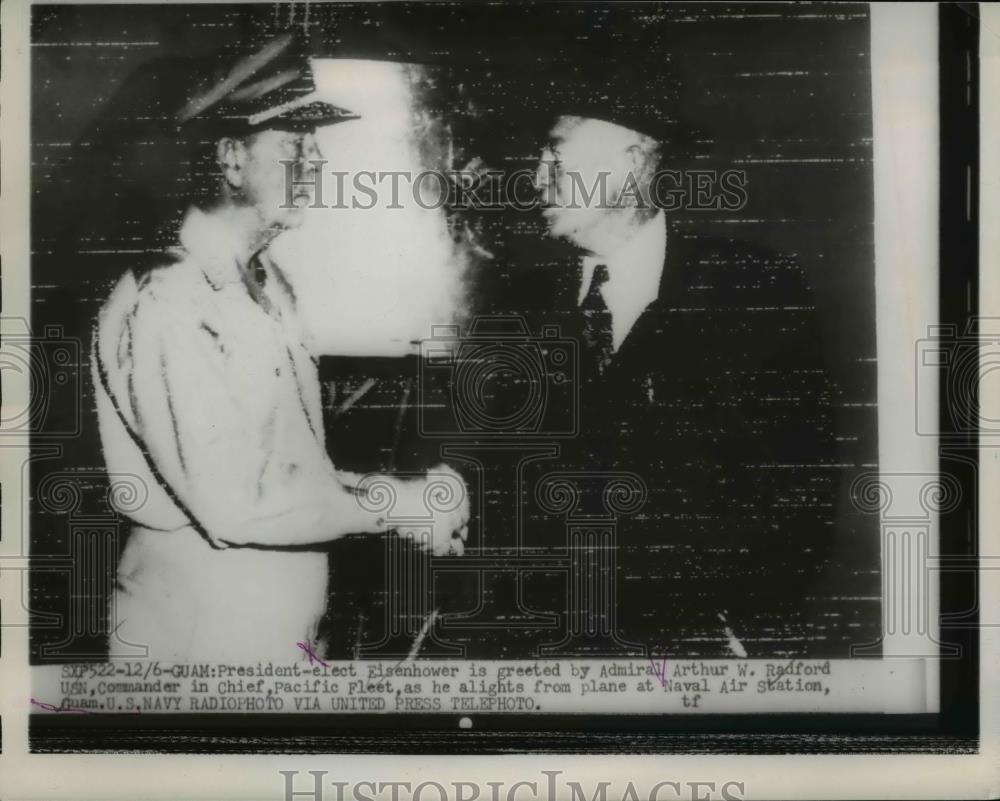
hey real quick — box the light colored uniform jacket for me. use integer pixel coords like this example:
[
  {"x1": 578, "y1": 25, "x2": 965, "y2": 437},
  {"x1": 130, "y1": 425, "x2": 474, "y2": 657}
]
[{"x1": 92, "y1": 208, "x2": 337, "y2": 664}]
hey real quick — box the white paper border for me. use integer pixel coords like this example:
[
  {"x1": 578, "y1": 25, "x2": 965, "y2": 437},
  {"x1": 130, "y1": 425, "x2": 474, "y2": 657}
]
[{"x1": 0, "y1": 1, "x2": 996, "y2": 799}]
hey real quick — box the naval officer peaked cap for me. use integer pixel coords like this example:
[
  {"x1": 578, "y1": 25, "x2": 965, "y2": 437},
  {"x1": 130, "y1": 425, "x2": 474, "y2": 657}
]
[{"x1": 177, "y1": 32, "x2": 360, "y2": 135}]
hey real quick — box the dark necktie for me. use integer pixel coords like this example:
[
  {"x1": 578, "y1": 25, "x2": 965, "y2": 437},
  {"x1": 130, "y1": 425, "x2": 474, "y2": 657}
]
[
  {"x1": 251, "y1": 253, "x2": 268, "y2": 288},
  {"x1": 579, "y1": 264, "x2": 615, "y2": 474},
  {"x1": 581, "y1": 263, "x2": 613, "y2": 376},
  {"x1": 247, "y1": 252, "x2": 279, "y2": 318}
]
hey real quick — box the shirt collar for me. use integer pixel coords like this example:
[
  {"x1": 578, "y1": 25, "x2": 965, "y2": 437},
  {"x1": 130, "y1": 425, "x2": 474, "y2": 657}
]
[{"x1": 177, "y1": 206, "x2": 248, "y2": 290}]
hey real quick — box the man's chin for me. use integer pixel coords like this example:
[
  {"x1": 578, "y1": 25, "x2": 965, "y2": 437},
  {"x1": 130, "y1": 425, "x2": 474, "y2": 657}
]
[
  {"x1": 543, "y1": 217, "x2": 586, "y2": 249},
  {"x1": 541, "y1": 210, "x2": 568, "y2": 238}
]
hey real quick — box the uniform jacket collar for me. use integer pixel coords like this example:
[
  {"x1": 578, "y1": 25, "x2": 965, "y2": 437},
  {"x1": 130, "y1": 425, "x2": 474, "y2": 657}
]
[{"x1": 176, "y1": 206, "x2": 252, "y2": 290}]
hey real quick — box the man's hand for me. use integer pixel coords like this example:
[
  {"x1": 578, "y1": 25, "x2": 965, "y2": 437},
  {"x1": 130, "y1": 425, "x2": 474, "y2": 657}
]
[{"x1": 394, "y1": 464, "x2": 470, "y2": 556}]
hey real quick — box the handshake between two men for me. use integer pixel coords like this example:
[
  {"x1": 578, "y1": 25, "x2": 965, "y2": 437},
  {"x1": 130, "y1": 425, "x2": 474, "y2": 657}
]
[{"x1": 349, "y1": 463, "x2": 471, "y2": 558}]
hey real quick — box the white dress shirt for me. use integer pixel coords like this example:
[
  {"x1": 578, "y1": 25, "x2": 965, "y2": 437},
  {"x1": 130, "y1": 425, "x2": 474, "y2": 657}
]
[{"x1": 577, "y1": 212, "x2": 667, "y2": 352}]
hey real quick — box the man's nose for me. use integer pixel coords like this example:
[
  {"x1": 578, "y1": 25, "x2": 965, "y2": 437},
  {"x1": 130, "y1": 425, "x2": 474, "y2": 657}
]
[
  {"x1": 534, "y1": 151, "x2": 554, "y2": 192},
  {"x1": 302, "y1": 134, "x2": 323, "y2": 162},
  {"x1": 296, "y1": 135, "x2": 323, "y2": 169}
]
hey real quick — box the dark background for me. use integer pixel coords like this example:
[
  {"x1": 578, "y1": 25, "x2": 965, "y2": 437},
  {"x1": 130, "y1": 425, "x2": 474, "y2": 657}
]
[{"x1": 30, "y1": 2, "x2": 880, "y2": 663}]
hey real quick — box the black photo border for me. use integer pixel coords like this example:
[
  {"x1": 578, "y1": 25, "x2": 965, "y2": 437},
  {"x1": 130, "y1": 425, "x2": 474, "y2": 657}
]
[{"x1": 29, "y1": 2, "x2": 981, "y2": 755}]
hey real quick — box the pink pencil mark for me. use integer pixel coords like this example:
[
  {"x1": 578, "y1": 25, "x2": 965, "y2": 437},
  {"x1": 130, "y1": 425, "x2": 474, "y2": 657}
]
[
  {"x1": 297, "y1": 640, "x2": 329, "y2": 668},
  {"x1": 648, "y1": 655, "x2": 668, "y2": 687},
  {"x1": 31, "y1": 697, "x2": 141, "y2": 715},
  {"x1": 31, "y1": 697, "x2": 91, "y2": 714}
]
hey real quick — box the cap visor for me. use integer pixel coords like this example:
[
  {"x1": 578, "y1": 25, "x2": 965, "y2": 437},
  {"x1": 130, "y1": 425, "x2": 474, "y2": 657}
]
[{"x1": 250, "y1": 99, "x2": 360, "y2": 132}]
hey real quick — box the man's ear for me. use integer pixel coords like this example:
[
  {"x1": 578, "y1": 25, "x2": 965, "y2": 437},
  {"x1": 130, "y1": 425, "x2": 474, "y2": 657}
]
[
  {"x1": 217, "y1": 137, "x2": 246, "y2": 189},
  {"x1": 626, "y1": 143, "x2": 649, "y2": 177}
]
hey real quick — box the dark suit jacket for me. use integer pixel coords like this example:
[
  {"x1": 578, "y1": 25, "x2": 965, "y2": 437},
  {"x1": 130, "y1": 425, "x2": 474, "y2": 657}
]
[{"x1": 515, "y1": 224, "x2": 839, "y2": 656}]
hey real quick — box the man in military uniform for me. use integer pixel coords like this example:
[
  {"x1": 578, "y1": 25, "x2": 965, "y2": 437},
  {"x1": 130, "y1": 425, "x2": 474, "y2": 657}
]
[{"x1": 92, "y1": 35, "x2": 468, "y2": 664}]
